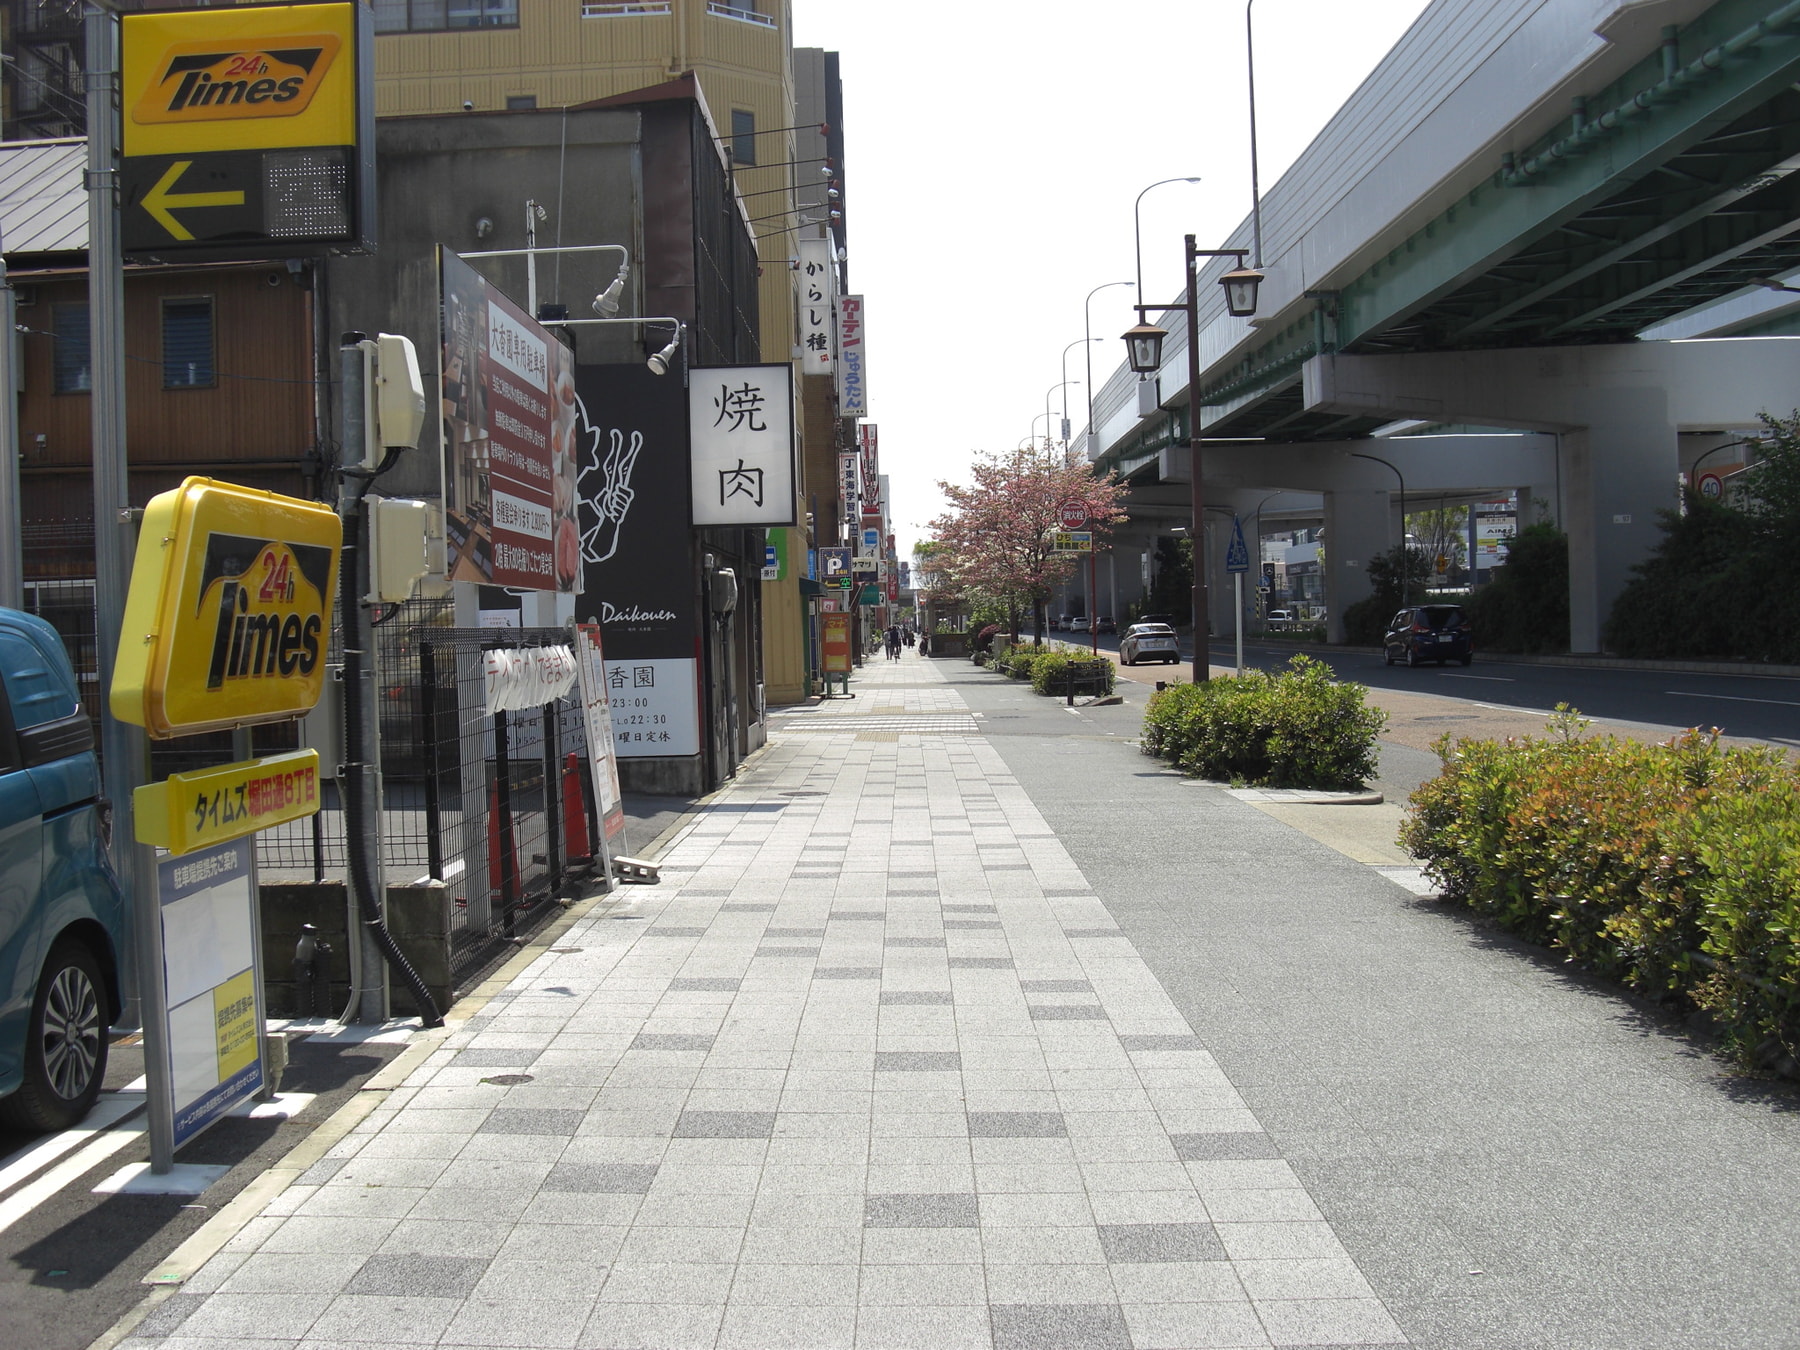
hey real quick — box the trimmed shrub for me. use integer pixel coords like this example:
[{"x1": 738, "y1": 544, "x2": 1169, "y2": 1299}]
[
  {"x1": 1400, "y1": 709, "x2": 1800, "y2": 1066},
  {"x1": 1140, "y1": 655, "x2": 1385, "y2": 789},
  {"x1": 1028, "y1": 652, "x2": 1115, "y2": 697}
]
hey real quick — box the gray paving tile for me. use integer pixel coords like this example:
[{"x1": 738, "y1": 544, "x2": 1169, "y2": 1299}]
[
  {"x1": 719, "y1": 903, "x2": 776, "y2": 912},
  {"x1": 815, "y1": 967, "x2": 884, "y2": 980},
  {"x1": 345, "y1": 1252, "x2": 489, "y2": 1297},
  {"x1": 1062, "y1": 928, "x2": 1125, "y2": 938},
  {"x1": 674, "y1": 1110, "x2": 778, "y2": 1138},
  {"x1": 766, "y1": 928, "x2": 827, "y2": 939},
  {"x1": 863, "y1": 1193, "x2": 980, "y2": 1228},
  {"x1": 452, "y1": 1047, "x2": 542, "y2": 1067},
  {"x1": 1171, "y1": 1132, "x2": 1283, "y2": 1161},
  {"x1": 1028, "y1": 1006, "x2": 1108, "y2": 1022},
  {"x1": 941, "y1": 905, "x2": 998, "y2": 914},
  {"x1": 1020, "y1": 980, "x2": 1092, "y2": 994},
  {"x1": 669, "y1": 978, "x2": 742, "y2": 992},
  {"x1": 944, "y1": 921, "x2": 1004, "y2": 930},
  {"x1": 644, "y1": 927, "x2": 711, "y2": 937},
  {"x1": 830, "y1": 911, "x2": 886, "y2": 922},
  {"x1": 1117, "y1": 1034, "x2": 1204, "y2": 1052},
  {"x1": 1096, "y1": 1222, "x2": 1227, "y2": 1263},
  {"x1": 630, "y1": 1033, "x2": 716, "y2": 1052},
  {"x1": 989, "y1": 1302, "x2": 1132, "y2": 1349},
  {"x1": 875, "y1": 1051, "x2": 962, "y2": 1073},
  {"x1": 886, "y1": 936, "x2": 947, "y2": 948},
  {"x1": 968, "y1": 1111, "x2": 1068, "y2": 1138},
  {"x1": 757, "y1": 946, "x2": 822, "y2": 957},
  {"x1": 480, "y1": 1108, "x2": 586, "y2": 1135},
  {"x1": 543, "y1": 1162, "x2": 660, "y2": 1193},
  {"x1": 880, "y1": 991, "x2": 953, "y2": 1006},
  {"x1": 950, "y1": 957, "x2": 1014, "y2": 969}
]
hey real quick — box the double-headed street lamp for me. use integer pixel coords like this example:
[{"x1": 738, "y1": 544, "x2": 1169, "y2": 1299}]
[{"x1": 1122, "y1": 237, "x2": 1264, "y2": 682}]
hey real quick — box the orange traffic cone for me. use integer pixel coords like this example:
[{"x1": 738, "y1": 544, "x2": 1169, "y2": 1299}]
[{"x1": 563, "y1": 752, "x2": 591, "y2": 862}]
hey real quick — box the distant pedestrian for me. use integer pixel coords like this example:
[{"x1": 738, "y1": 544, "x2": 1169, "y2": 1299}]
[
  {"x1": 885, "y1": 624, "x2": 902, "y2": 660},
  {"x1": 903, "y1": 627, "x2": 915, "y2": 649}
]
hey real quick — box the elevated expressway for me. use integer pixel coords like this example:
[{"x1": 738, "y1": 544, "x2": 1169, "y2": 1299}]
[{"x1": 1089, "y1": 0, "x2": 1800, "y2": 650}]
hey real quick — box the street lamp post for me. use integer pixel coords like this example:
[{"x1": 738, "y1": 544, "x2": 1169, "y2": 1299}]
[
  {"x1": 1134, "y1": 177, "x2": 1203, "y2": 308},
  {"x1": 1122, "y1": 236, "x2": 1264, "y2": 682},
  {"x1": 1084, "y1": 281, "x2": 1133, "y2": 458},
  {"x1": 1060, "y1": 339, "x2": 1101, "y2": 450},
  {"x1": 1044, "y1": 381, "x2": 1078, "y2": 459},
  {"x1": 1349, "y1": 450, "x2": 1407, "y2": 602}
]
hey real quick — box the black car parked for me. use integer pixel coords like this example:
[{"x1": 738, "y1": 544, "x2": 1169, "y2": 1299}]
[{"x1": 1384, "y1": 604, "x2": 1473, "y2": 666}]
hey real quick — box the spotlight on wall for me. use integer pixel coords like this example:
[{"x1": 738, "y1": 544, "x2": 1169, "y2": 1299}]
[
  {"x1": 646, "y1": 324, "x2": 684, "y2": 376},
  {"x1": 592, "y1": 263, "x2": 628, "y2": 316}
]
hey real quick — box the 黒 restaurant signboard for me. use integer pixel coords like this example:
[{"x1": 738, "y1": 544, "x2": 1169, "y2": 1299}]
[
  {"x1": 441, "y1": 249, "x2": 582, "y2": 593},
  {"x1": 119, "y1": 1, "x2": 375, "y2": 256},
  {"x1": 575, "y1": 363, "x2": 702, "y2": 759}
]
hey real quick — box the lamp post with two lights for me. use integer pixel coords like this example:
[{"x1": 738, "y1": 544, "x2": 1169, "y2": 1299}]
[{"x1": 1121, "y1": 239, "x2": 1264, "y2": 682}]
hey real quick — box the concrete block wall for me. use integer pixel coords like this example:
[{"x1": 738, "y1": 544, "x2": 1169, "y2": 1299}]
[{"x1": 259, "y1": 881, "x2": 454, "y2": 1019}]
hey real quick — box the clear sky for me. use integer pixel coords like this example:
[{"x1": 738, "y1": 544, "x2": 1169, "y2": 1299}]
[{"x1": 789, "y1": 0, "x2": 1434, "y2": 560}]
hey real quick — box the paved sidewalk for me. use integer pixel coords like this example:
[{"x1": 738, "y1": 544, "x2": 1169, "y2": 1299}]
[{"x1": 119, "y1": 656, "x2": 1407, "y2": 1350}]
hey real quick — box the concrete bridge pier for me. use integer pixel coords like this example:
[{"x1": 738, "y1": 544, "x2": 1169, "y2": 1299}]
[{"x1": 1303, "y1": 339, "x2": 1793, "y2": 652}]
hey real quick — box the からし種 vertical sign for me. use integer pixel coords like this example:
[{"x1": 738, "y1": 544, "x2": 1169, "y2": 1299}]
[{"x1": 688, "y1": 365, "x2": 797, "y2": 527}]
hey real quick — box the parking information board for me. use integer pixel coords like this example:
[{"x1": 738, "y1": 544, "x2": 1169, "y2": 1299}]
[
  {"x1": 157, "y1": 839, "x2": 264, "y2": 1147},
  {"x1": 120, "y1": 2, "x2": 375, "y2": 256}
]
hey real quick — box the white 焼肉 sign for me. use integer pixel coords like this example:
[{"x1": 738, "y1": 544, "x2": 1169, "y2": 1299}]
[{"x1": 689, "y1": 365, "x2": 797, "y2": 527}]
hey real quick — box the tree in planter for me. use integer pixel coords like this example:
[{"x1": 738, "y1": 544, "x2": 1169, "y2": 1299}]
[
  {"x1": 1146, "y1": 535, "x2": 1192, "y2": 622},
  {"x1": 1339, "y1": 543, "x2": 1434, "y2": 645},
  {"x1": 931, "y1": 445, "x2": 1129, "y2": 645},
  {"x1": 1465, "y1": 520, "x2": 1568, "y2": 653}
]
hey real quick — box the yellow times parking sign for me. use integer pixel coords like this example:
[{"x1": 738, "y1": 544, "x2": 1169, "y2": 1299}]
[{"x1": 112, "y1": 477, "x2": 341, "y2": 738}]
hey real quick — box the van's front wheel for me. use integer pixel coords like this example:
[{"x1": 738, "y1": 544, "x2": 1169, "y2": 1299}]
[{"x1": 0, "y1": 940, "x2": 109, "y2": 1132}]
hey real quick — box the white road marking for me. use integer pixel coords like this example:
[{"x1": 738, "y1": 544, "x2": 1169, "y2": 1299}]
[
  {"x1": 0, "y1": 1091, "x2": 144, "y2": 1198},
  {"x1": 0, "y1": 1119, "x2": 144, "y2": 1237},
  {"x1": 1665, "y1": 690, "x2": 1800, "y2": 708},
  {"x1": 1475, "y1": 702, "x2": 1559, "y2": 717},
  {"x1": 1438, "y1": 673, "x2": 1513, "y2": 682}
]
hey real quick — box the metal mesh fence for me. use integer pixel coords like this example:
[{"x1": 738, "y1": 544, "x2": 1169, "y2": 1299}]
[{"x1": 18, "y1": 571, "x2": 600, "y2": 983}]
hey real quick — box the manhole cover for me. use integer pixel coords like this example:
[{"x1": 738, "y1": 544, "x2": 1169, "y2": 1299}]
[
  {"x1": 781, "y1": 790, "x2": 827, "y2": 797},
  {"x1": 481, "y1": 1074, "x2": 534, "y2": 1086},
  {"x1": 1414, "y1": 715, "x2": 1478, "y2": 722},
  {"x1": 549, "y1": 946, "x2": 583, "y2": 953}
]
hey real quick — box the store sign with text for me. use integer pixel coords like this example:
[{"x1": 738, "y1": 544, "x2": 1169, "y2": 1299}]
[
  {"x1": 836, "y1": 293, "x2": 868, "y2": 417},
  {"x1": 796, "y1": 239, "x2": 835, "y2": 375},
  {"x1": 440, "y1": 249, "x2": 582, "y2": 592},
  {"x1": 689, "y1": 364, "x2": 797, "y2": 527}
]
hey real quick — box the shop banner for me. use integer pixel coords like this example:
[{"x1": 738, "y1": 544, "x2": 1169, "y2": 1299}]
[
  {"x1": 573, "y1": 624, "x2": 627, "y2": 847},
  {"x1": 836, "y1": 293, "x2": 867, "y2": 417},
  {"x1": 822, "y1": 613, "x2": 852, "y2": 674},
  {"x1": 689, "y1": 364, "x2": 797, "y2": 527},
  {"x1": 440, "y1": 250, "x2": 582, "y2": 591},
  {"x1": 797, "y1": 239, "x2": 835, "y2": 375}
]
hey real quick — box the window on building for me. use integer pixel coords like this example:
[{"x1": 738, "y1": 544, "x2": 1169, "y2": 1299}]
[
  {"x1": 162, "y1": 298, "x2": 215, "y2": 390},
  {"x1": 374, "y1": 0, "x2": 516, "y2": 33},
  {"x1": 51, "y1": 303, "x2": 90, "y2": 394},
  {"x1": 506, "y1": 94, "x2": 538, "y2": 110},
  {"x1": 731, "y1": 110, "x2": 756, "y2": 167}
]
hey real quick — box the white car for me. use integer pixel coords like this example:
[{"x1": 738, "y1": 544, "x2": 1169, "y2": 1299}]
[{"x1": 1119, "y1": 622, "x2": 1180, "y2": 665}]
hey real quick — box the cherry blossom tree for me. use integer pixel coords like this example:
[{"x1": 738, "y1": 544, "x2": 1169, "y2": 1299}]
[{"x1": 931, "y1": 444, "x2": 1129, "y2": 643}]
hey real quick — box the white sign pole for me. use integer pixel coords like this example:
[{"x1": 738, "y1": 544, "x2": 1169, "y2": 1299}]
[{"x1": 1235, "y1": 572, "x2": 1245, "y2": 676}]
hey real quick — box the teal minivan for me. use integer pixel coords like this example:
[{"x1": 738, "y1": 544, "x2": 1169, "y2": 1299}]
[{"x1": 0, "y1": 607, "x2": 126, "y2": 1131}]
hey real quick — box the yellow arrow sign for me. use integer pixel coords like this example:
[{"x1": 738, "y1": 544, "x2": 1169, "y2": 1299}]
[{"x1": 142, "y1": 159, "x2": 245, "y2": 241}]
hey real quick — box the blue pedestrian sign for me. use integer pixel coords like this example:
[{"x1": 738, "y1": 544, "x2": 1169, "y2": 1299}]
[
  {"x1": 1225, "y1": 516, "x2": 1250, "y2": 574},
  {"x1": 861, "y1": 527, "x2": 880, "y2": 551}
]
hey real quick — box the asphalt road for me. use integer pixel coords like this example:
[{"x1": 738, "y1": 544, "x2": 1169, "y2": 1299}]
[{"x1": 1065, "y1": 631, "x2": 1800, "y2": 750}]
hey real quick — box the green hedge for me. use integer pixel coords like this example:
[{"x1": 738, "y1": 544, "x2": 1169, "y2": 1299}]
[
  {"x1": 1028, "y1": 651, "x2": 1115, "y2": 696},
  {"x1": 1140, "y1": 655, "x2": 1385, "y2": 789},
  {"x1": 1400, "y1": 709, "x2": 1800, "y2": 1067}
]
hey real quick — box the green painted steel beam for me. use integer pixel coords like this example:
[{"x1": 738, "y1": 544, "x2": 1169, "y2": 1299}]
[{"x1": 1337, "y1": 0, "x2": 1800, "y2": 350}]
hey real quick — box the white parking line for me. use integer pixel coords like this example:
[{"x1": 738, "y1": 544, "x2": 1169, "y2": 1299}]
[
  {"x1": 1666, "y1": 690, "x2": 1800, "y2": 708},
  {"x1": 0, "y1": 1091, "x2": 144, "y2": 1198},
  {"x1": 0, "y1": 1118, "x2": 145, "y2": 1238}
]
